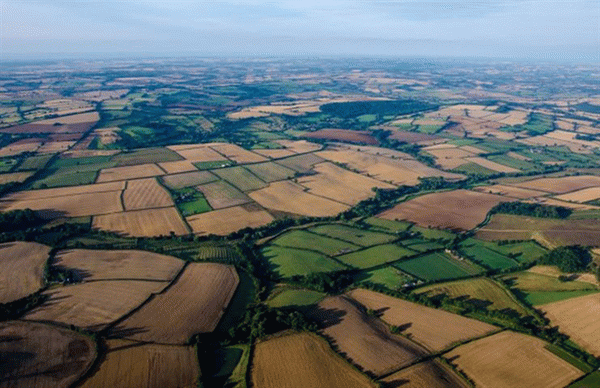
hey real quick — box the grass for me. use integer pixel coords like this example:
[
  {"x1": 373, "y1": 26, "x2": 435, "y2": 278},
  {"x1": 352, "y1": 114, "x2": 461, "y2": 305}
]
[
  {"x1": 488, "y1": 154, "x2": 538, "y2": 172},
  {"x1": 568, "y1": 371, "x2": 600, "y2": 387},
  {"x1": 209, "y1": 344, "x2": 251, "y2": 388},
  {"x1": 452, "y1": 162, "x2": 497, "y2": 176},
  {"x1": 17, "y1": 154, "x2": 54, "y2": 171},
  {"x1": 493, "y1": 241, "x2": 547, "y2": 263},
  {"x1": 0, "y1": 158, "x2": 18, "y2": 173},
  {"x1": 357, "y1": 114, "x2": 377, "y2": 123},
  {"x1": 519, "y1": 290, "x2": 599, "y2": 306},
  {"x1": 356, "y1": 266, "x2": 413, "y2": 290},
  {"x1": 272, "y1": 230, "x2": 361, "y2": 256},
  {"x1": 261, "y1": 245, "x2": 347, "y2": 278},
  {"x1": 395, "y1": 251, "x2": 484, "y2": 282},
  {"x1": 173, "y1": 187, "x2": 212, "y2": 216},
  {"x1": 411, "y1": 226, "x2": 456, "y2": 241},
  {"x1": 363, "y1": 217, "x2": 412, "y2": 233},
  {"x1": 31, "y1": 156, "x2": 115, "y2": 188},
  {"x1": 111, "y1": 147, "x2": 183, "y2": 166},
  {"x1": 402, "y1": 239, "x2": 444, "y2": 252},
  {"x1": 501, "y1": 271, "x2": 598, "y2": 292},
  {"x1": 194, "y1": 160, "x2": 235, "y2": 170},
  {"x1": 308, "y1": 224, "x2": 396, "y2": 247},
  {"x1": 460, "y1": 239, "x2": 518, "y2": 270},
  {"x1": 267, "y1": 288, "x2": 326, "y2": 310},
  {"x1": 336, "y1": 244, "x2": 415, "y2": 269},
  {"x1": 415, "y1": 124, "x2": 444, "y2": 133},
  {"x1": 217, "y1": 271, "x2": 256, "y2": 335},
  {"x1": 545, "y1": 344, "x2": 595, "y2": 373}
]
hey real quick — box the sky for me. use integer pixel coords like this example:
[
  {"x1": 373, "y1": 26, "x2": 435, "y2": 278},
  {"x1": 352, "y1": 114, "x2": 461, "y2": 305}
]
[{"x1": 2, "y1": 0, "x2": 599, "y2": 62}]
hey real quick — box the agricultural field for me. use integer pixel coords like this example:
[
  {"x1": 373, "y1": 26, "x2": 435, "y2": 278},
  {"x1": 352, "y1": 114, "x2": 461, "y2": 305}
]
[
  {"x1": 245, "y1": 161, "x2": 296, "y2": 182},
  {"x1": 0, "y1": 241, "x2": 50, "y2": 303},
  {"x1": 212, "y1": 166, "x2": 268, "y2": 192},
  {"x1": 459, "y1": 238, "x2": 518, "y2": 270},
  {"x1": 96, "y1": 163, "x2": 165, "y2": 182},
  {"x1": 186, "y1": 204, "x2": 274, "y2": 235},
  {"x1": 308, "y1": 224, "x2": 397, "y2": 246},
  {"x1": 0, "y1": 171, "x2": 33, "y2": 184},
  {"x1": 251, "y1": 333, "x2": 376, "y2": 388},
  {"x1": 336, "y1": 244, "x2": 415, "y2": 269},
  {"x1": 395, "y1": 251, "x2": 484, "y2": 282},
  {"x1": 444, "y1": 331, "x2": 583, "y2": 388},
  {"x1": 304, "y1": 128, "x2": 378, "y2": 144},
  {"x1": 261, "y1": 245, "x2": 346, "y2": 277},
  {"x1": 197, "y1": 180, "x2": 252, "y2": 209},
  {"x1": 275, "y1": 153, "x2": 326, "y2": 173},
  {"x1": 357, "y1": 266, "x2": 414, "y2": 289},
  {"x1": 266, "y1": 287, "x2": 326, "y2": 309},
  {"x1": 510, "y1": 175, "x2": 600, "y2": 194},
  {"x1": 122, "y1": 178, "x2": 173, "y2": 210},
  {"x1": 92, "y1": 207, "x2": 190, "y2": 237},
  {"x1": 161, "y1": 170, "x2": 217, "y2": 189},
  {"x1": 271, "y1": 229, "x2": 361, "y2": 256},
  {"x1": 381, "y1": 360, "x2": 469, "y2": 388},
  {"x1": 111, "y1": 147, "x2": 183, "y2": 166}
]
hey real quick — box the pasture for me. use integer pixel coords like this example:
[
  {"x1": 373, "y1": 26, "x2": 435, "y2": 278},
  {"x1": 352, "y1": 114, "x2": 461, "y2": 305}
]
[
  {"x1": 266, "y1": 287, "x2": 326, "y2": 309},
  {"x1": 261, "y1": 245, "x2": 346, "y2": 278},
  {"x1": 111, "y1": 147, "x2": 183, "y2": 166},
  {"x1": 336, "y1": 244, "x2": 415, "y2": 269},
  {"x1": 271, "y1": 229, "x2": 361, "y2": 256},
  {"x1": 0, "y1": 241, "x2": 50, "y2": 303},
  {"x1": 459, "y1": 239, "x2": 518, "y2": 270},
  {"x1": 395, "y1": 251, "x2": 483, "y2": 282},
  {"x1": 357, "y1": 266, "x2": 414, "y2": 289}
]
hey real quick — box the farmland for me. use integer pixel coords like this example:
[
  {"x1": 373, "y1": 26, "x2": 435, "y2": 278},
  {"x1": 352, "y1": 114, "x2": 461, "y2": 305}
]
[
  {"x1": 0, "y1": 241, "x2": 50, "y2": 303},
  {"x1": 92, "y1": 207, "x2": 190, "y2": 237},
  {"x1": 271, "y1": 229, "x2": 361, "y2": 256},
  {"x1": 261, "y1": 245, "x2": 346, "y2": 277},
  {"x1": 381, "y1": 360, "x2": 469, "y2": 388},
  {"x1": 336, "y1": 244, "x2": 415, "y2": 268},
  {"x1": 122, "y1": 178, "x2": 174, "y2": 210},
  {"x1": 395, "y1": 251, "x2": 484, "y2": 282},
  {"x1": 186, "y1": 204, "x2": 273, "y2": 235},
  {"x1": 309, "y1": 223, "x2": 397, "y2": 246}
]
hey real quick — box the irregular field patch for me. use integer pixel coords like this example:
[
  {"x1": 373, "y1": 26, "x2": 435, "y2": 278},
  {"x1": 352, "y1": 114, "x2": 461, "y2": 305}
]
[
  {"x1": 261, "y1": 245, "x2": 346, "y2": 278},
  {"x1": 92, "y1": 207, "x2": 189, "y2": 237},
  {"x1": 309, "y1": 223, "x2": 396, "y2": 246},
  {"x1": 336, "y1": 244, "x2": 415, "y2": 269},
  {"x1": 212, "y1": 166, "x2": 268, "y2": 192},
  {"x1": 271, "y1": 229, "x2": 361, "y2": 256},
  {"x1": 510, "y1": 175, "x2": 600, "y2": 194},
  {"x1": 381, "y1": 360, "x2": 469, "y2": 388},
  {"x1": 395, "y1": 251, "x2": 483, "y2": 282},
  {"x1": 245, "y1": 161, "x2": 297, "y2": 182},
  {"x1": 186, "y1": 204, "x2": 274, "y2": 236},
  {"x1": 0, "y1": 241, "x2": 50, "y2": 303}
]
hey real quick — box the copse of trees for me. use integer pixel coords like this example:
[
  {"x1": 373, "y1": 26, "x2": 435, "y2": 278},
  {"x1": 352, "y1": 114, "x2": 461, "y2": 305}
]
[
  {"x1": 538, "y1": 245, "x2": 592, "y2": 273},
  {"x1": 320, "y1": 99, "x2": 437, "y2": 119},
  {"x1": 0, "y1": 209, "x2": 44, "y2": 232},
  {"x1": 490, "y1": 201, "x2": 572, "y2": 219}
]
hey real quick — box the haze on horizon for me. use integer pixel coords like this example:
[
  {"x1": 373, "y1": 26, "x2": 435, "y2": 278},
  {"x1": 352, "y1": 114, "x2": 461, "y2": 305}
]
[{"x1": 2, "y1": 0, "x2": 599, "y2": 62}]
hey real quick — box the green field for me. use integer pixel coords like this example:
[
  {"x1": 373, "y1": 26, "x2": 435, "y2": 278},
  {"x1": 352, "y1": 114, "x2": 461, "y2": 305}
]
[
  {"x1": 261, "y1": 245, "x2": 347, "y2": 277},
  {"x1": 173, "y1": 187, "x2": 212, "y2": 216},
  {"x1": 267, "y1": 288, "x2": 326, "y2": 309},
  {"x1": 356, "y1": 266, "x2": 414, "y2": 290},
  {"x1": 245, "y1": 161, "x2": 296, "y2": 182},
  {"x1": 460, "y1": 239, "x2": 518, "y2": 270},
  {"x1": 336, "y1": 244, "x2": 415, "y2": 269},
  {"x1": 17, "y1": 154, "x2": 54, "y2": 171},
  {"x1": 493, "y1": 241, "x2": 547, "y2": 263},
  {"x1": 452, "y1": 162, "x2": 497, "y2": 176},
  {"x1": 415, "y1": 124, "x2": 443, "y2": 133},
  {"x1": 519, "y1": 290, "x2": 600, "y2": 306},
  {"x1": 31, "y1": 156, "x2": 115, "y2": 188},
  {"x1": 357, "y1": 114, "x2": 377, "y2": 123},
  {"x1": 545, "y1": 344, "x2": 596, "y2": 373},
  {"x1": 364, "y1": 217, "x2": 412, "y2": 233},
  {"x1": 488, "y1": 154, "x2": 538, "y2": 172},
  {"x1": 402, "y1": 239, "x2": 445, "y2": 252},
  {"x1": 0, "y1": 158, "x2": 18, "y2": 173},
  {"x1": 309, "y1": 224, "x2": 396, "y2": 246},
  {"x1": 208, "y1": 344, "x2": 250, "y2": 388},
  {"x1": 395, "y1": 251, "x2": 484, "y2": 282},
  {"x1": 213, "y1": 166, "x2": 267, "y2": 191},
  {"x1": 194, "y1": 160, "x2": 235, "y2": 170},
  {"x1": 271, "y1": 229, "x2": 361, "y2": 256},
  {"x1": 411, "y1": 226, "x2": 456, "y2": 241},
  {"x1": 568, "y1": 371, "x2": 600, "y2": 387},
  {"x1": 217, "y1": 271, "x2": 256, "y2": 335}
]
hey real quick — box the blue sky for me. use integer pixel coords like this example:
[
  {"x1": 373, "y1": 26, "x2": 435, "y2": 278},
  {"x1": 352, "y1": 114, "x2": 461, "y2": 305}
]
[{"x1": 2, "y1": 0, "x2": 599, "y2": 61}]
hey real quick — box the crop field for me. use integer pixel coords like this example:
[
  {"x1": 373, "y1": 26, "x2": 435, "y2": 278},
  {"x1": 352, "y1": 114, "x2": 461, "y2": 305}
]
[
  {"x1": 444, "y1": 331, "x2": 583, "y2": 388},
  {"x1": 123, "y1": 178, "x2": 173, "y2": 210},
  {"x1": 113, "y1": 263, "x2": 239, "y2": 344},
  {"x1": 157, "y1": 160, "x2": 198, "y2": 174},
  {"x1": 569, "y1": 371, "x2": 600, "y2": 388},
  {"x1": 54, "y1": 249, "x2": 184, "y2": 281},
  {"x1": 111, "y1": 147, "x2": 183, "y2": 166},
  {"x1": 211, "y1": 143, "x2": 268, "y2": 164},
  {"x1": 395, "y1": 251, "x2": 483, "y2": 282},
  {"x1": 417, "y1": 278, "x2": 530, "y2": 316},
  {"x1": 309, "y1": 223, "x2": 396, "y2": 246},
  {"x1": 92, "y1": 207, "x2": 189, "y2": 237},
  {"x1": 297, "y1": 162, "x2": 395, "y2": 205},
  {"x1": 31, "y1": 155, "x2": 116, "y2": 188},
  {"x1": 245, "y1": 161, "x2": 296, "y2": 182},
  {"x1": 364, "y1": 217, "x2": 412, "y2": 233},
  {"x1": 0, "y1": 321, "x2": 96, "y2": 388},
  {"x1": 472, "y1": 184, "x2": 548, "y2": 199},
  {"x1": 96, "y1": 163, "x2": 165, "y2": 182},
  {"x1": 308, "y1": 295, "x2": 428, "y2": 376},
  {"x1": 402, "y1": 239, "x2": 444, "y2": 252},
  {"x1": 261, "y1": 245, "x2": 346, "y2": 277},
  {"x1": 0, "y1": 171, "x2": 33, "y2": 184},
  {"x1": 378, "y1": 190, "x2": 508, "y2": 231},
  {"x1": 161, "y1": 170, "x2": 217, "y2": 189},
  {"x1": 16, "y1": 154, "x2": 54, "y2": 171},
  {"x1": 251, "y1": 332, "x2": 375, "y2": 388},
  {"x1": 539, "y1": 293, "x2": 600, "y2": 356},
  {"x1": 381, "y1": 360, "x2": 469, "y2": 388},
  {"x1": 25, "y1": 279, "x2": 169, "y2": 330},
  {"x1": 253, "y1": 148, "x2": 296, "y2": 159},
  {"x1": 459, "y1": 239, "x2": 518, "y2": 270},
  {"x1": 304, "y1": 128, "x2": 378, "y2": 144},
  {"x1": 197, "y1": 180, "x2": 252, "y2": 209},
  {"x1": 186, "y1": 204, "x2": 274, "y2": 235},
  {"x1": 266, "y1": 288, "x2": 326, "y2": 309},
  {"x1": 510, "y1": 175, "x2": 600, "y2": 194},
  {"x1": 169, "y1": 144, "x2": 228, "y2": 162},
  {"x1": 0, "y1": 241, "x2": 50, "y2": 303},
  {"x1": 274, "y1": 139, "x2": 323, "y2": 154},
  {"x1": 275, "y1": 153, "x2": 326, "y2": 173},
  {"x1": 465, "y1": 156, "x2": 521, "y2": 173},
  {"x1": 80, "y1": 340, "x2": 199, "y2": 388},
  {"x1": 195, "y1": 245, "x2": 240, "y2": 261},
  {"x1": 348, "y1": 289, "x2": 497, "y2": 352},
  {"x1": 336, "y1": 244, "x2": 415, "y2": 269},
  {"x1": 0, "y1": 140, "x2": 41, "y2": 157},
  {"x1": 357, "y1": 266, "x2": 413, "y2": 290},
  {"x1": 556, "y1": 186, "x2": 600, "y2": 202},
  {"x1": 212, "y1": 166, "x2": 268, "y2": 192},
  {"x1": 249, "y1": 180, "x2": 349, "y2": 217},
  {"x1": 271, "y1": 229, "x2": 361, "y2": 256}
]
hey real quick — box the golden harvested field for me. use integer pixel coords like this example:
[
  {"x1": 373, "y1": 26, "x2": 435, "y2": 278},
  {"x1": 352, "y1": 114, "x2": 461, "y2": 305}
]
[
  {"x1": 465, "y1": 156, "x2": 520, "y2": 173},
  {"x1": 307, "y1": 295, "x2": 427, "y2": 376},
  {"x1": 555, "y1": 186, "x2": 600, "y2": 202},
  {"x1": 539, "y1": 293, "x2": 600, "y2": 356},
  {"x1": 54, "y1": 249, "x2": 184, "y2": 282},
  {"x1": 96, "y1": 163, "x2": 165, "y2": 182},
  {"x1": 297, "y1": 162, "x2": 395, "y2": 205},
  {"x1": 123, "y1": 178, "x2": 173, "y2": 210},
  {"x1": 186, "y1": 204, "x2": 274, "y2": 235},
  {"x1": 381, "y1": 360, "x2": 468, "y2": 388},
  {"x1": 249, "y1": 180, "x2": 349, "y2": 217},
  {"x1": 162, "y1": 171, "x2": 217, "y2": 189},
  {"x1": 378, "y1": 189, "x2": 508, "y2": 231},
  {"x1": 527, "y1": 265, "x2": 599, "y2": 286},
  {"x1": 348, "y1": 289, "x2": 497, "y2": 352},
  {"x1": 197, "y1": 180, "x2": 252, "y2": 209},
  {"x1": 525, "y1": 197, "x2": 599, "y2": 210},
  {"x1": 472, "y1": 184, "x2": 548, "y2": 199},
  {"x1": 518, "y1": 135, "x2": 593, "y2": 154},
  {"x1": 37, "y1": 140, "x2": 76, "y2": 154},
  {"x1": 253, "y1": 148, "x2": 297, "y2": 159},
  {"x1": 0, "y1": 141, "x2": 41, "y2": 156},
  {"x1": 210, "y1": 143, "x2": 268, "y2": 163},
  {"x1": 112, "y1": 263, "x2": 239, "y2": 344},
  {"x1": 170, "y1": 145, "x2": 227, "y2": 163},
  {"x1": 0, "y1": 321, "x2": 96, "y2": 388},
  {"x1": 426, "y1": 146, "x2": 475, "y2": 160},
  {"x1": 25, "y1": 280, "x2": 168, "y2": 330},
  {"x1": 80, "y1": 340, "x2": 199, "y2": 388},
  {"x1": 0, "y1": 241, "x2": 50, "y2": 303},
  {"x1": 92, "y1": 207, "x2": 189, "y2": 237},
  {"x1": 304, "y1": 128, "x2": 378, "y2": 144},
  {"x1": 444, "y1": 331, "x2": 582, "y2": 388},
  {"x1": 157, "y1": 160, "x2": 198, "y2": 174},
  {"x1": 511, "y1": 175, "x2": 600, "y2": 194},
  {"x1": 275, "y1": 139, "x2": 322, "y2": 154},
  {"x1": 0, "y1": 171, "x2": 33, "y2": 184},
  {"x1": 38, "y1": 111, "x2": 100, "y2": 124},
  {"x1": 251, "y1": 332, "x2": 376, "y2": 388}
]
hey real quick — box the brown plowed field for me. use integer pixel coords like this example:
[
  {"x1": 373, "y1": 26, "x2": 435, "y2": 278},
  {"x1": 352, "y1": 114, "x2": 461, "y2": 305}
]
[
  {"x1": 348, "y1": 289, "x2": 497, "y2": 352},
  {"x1": 378, "y1": 189, "x2": 508, "y2": 231},
  {"x1": 381, "y1": 360, "x2": 469, "y2": 388},
  {"x1": 111, "y1": 263, "x2": 239, "y2": 344},
  {"x1": 307, "y1": 295, "x2": 428, "y2": 376},
  {"x1": 0, "y1": 321, "x2": 96, "y2": 388},
  {"x1": 0, "y1": 241, "x2": 51, "y2": 303},
  {"x1": 123, "y1": 178, "x2": 173, "y2": 210},
  {"x1": 54, "y1": 249, "x2": 184, "y2": 282},
  {"x1": 96, "y1": 163, "x2": 165, "y2": 182},
  {"x1": 79, "y1": 340, "x2": 199, "y2": 388},
  {"x1": 304, "y1": 129, "x2": 378, "y2": 144},
  {"x1": 510, "y1": 175, "x2": 600, "y2": 194},
  {"x1": 186, "y1": 205, "x2": 274, "y2": 235},
  {"x1": 444, "y1": 331, "x2": 582, "y2": 388},
  {"x1": 251, "y1": 332, "x2": 376, "y2": 388}
]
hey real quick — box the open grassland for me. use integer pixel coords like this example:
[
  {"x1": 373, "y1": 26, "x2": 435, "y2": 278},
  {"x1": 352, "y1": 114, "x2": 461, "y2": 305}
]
[
  {"x1": 162, "y1": 170, "x2": 217, "y2": 189},
  {"x1": 245, "y1": 161, "x2": 296, "y2": 182},
  {"x1": 112, "y1": 147, "x2": 183, "y2": 166},
  {"x1": 381, "y1": 360, "x2": 469, "y2": 388},
  {"x1": 212, "y1": 166, "x2": 268, "y2": 192},
  {"x1": 80, "y1": 340, "x2": 199, "y2": 388},
  {"x1": 211, "y1": 143, "x2": 268, "y2": 163},
  {"x1": 0, "y1": 241, "x2": 50, "y2": 303},
  {"x1": 348, "y1": 289, "x2": 497, "y2": 352},
  {"x1": 275, "y1": 153, "x2": 326, "y2": 173},
  {"x1": 395, "y1": 251, "x2": 483, "y2": 282},
  {"x1": 357, "y1": 266, "x2": 413, "y2": 289},
  {"x1": 337, "y1": 244, "x2": 415, "y2": 269},
  {"x1": 96, "y1": 163, "x2": 165, "y2": 182},
  {"x1": 378, "y1": 190, "x2": 508, "y2": 231},
  {"x1": 54, "y1": 249, "x2": 184, "y2": 282},
  {"x1": 444, "y1": 331, "x2": 583, "y2": 388},
  {"x1": 251, "y1": 332, "x2": 376, "y2": 388},
  {"x1": 309, "y1": 224, "x2": 396, "y2": 246},
  {"x1": 308, "y1": 295, "x2": 428, "y2": 376},
  {"x1": 25, "y1": 280, "x2": 169, "y2": 331},
  {"x1": 123, "y1": 178, "x2": 173, "y2": 210},
  {"x1": 510, "y1": 175, "x2": 600, "y2": 194},
  {"x1": 186, "y1": 204, "x2": 274, "y2": 235},
  {"x1": 472, "y1": 184, "x2": 548, "y2": 199},
  {"x1": 249, "y1": 180, "x2": 349, "y2": 217},
  {"x1": 157, "y1": 160, "x2": 198, "y2": 174},
  {"x1": 266, "y1": 288, "x2": 326, "y2": 309},
  {"x1": 92, "y1": 207, "x2": 189, "y2": 237},
  {"x1": 271, "y1": 229, "x2": 361, "y2": 256},
  {"x1": 538, "y1": 293, "x2": 600, "y2": 356},
  {"x1": 459, "y1": 239, "x2": 517, "y2": 270},
  {"x1": 261, "y1": 245, "x2": 346, "y2": 278},
  {"x1": 197, "y1": 180, "x2": 252, "y2": 209},
  {"x1": 0, "y1": 321, "x2": 96, "y2": 388},
  {"x1": 297, "y1": 162, "x2": 396, "y2": 205},
  {"x1": 417, "y1": 278, "x2": 530, "y2": 316},
  {"x1": 112, "y1": 263, "x2": 239, "y2": 344}
]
